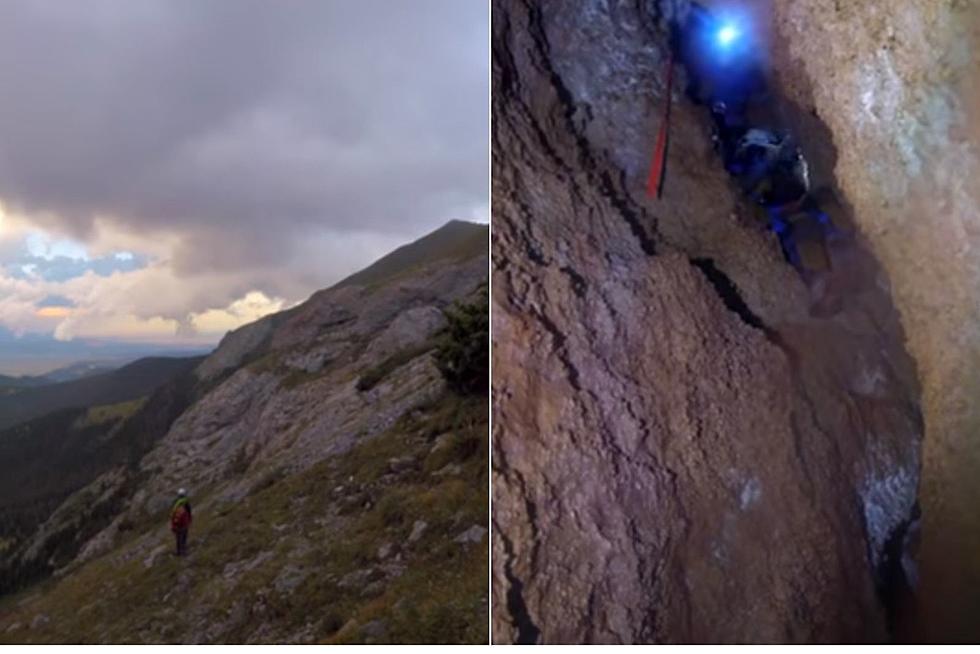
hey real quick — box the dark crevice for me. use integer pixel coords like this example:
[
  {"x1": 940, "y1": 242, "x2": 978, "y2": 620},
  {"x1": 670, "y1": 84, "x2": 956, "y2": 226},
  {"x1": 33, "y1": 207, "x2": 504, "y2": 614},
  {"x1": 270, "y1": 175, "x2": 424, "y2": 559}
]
[
  {"x1": 689, "y1": 257, "x2": 765, "y2": 331},
  {"x1": 495, "y1": 517, "x2": 542, "y2": 645},
  {"x1": 599, "y1": 170, "x2": 658, "y2": 255},
  {"x1": 491, "y1": 449, "x2": 543, "y2": 645},
  {"x1": 534, "y1": 310, "x2": 583, "y2": 392},
  {"x1": 876, "y1": 502, "x2": 920, "y2": 641},
  {"x1": 561, "y1": 265, "x2": 588, "y2": 298}
]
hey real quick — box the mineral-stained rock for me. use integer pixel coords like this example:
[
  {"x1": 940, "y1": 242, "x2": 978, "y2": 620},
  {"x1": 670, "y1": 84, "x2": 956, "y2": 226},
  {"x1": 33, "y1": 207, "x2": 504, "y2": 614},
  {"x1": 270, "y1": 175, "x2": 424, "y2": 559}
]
[
  {"x1": 492, "y1": 0, "x2": 922, "y2": 643},
  {"x1": 765, "y1": 1, "x2": 980, "y2": 641}
]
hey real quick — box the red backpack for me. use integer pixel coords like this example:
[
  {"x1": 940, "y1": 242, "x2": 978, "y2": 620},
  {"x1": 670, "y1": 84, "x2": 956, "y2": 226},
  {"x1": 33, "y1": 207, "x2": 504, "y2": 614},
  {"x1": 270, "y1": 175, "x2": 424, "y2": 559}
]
[{"x1": 170, "y1": 501, "x2": 191, "y2": 531}]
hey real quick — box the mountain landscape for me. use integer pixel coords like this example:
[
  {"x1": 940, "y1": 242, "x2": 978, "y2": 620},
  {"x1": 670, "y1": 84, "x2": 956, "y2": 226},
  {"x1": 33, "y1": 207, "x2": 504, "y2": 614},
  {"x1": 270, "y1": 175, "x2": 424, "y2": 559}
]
[
  {"x1": 0, "y1": 220, "x2": 489, "y2": 644},
  {"x1": 0, "y1": 330, "x2": 212, "y2": 379},
  {"x1": 0, "y1": 357, "x2": 204, "y2": 431},
  {"x1": 0, "y1": 361, "x2": 118, "y2": 392}
]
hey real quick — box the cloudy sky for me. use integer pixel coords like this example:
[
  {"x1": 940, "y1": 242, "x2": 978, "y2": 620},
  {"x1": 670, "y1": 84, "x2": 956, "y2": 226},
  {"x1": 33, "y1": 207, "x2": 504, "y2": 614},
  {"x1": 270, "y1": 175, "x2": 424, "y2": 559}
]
[{"x1": 0, "y1": 0, "x2": 488, "y2": 374}]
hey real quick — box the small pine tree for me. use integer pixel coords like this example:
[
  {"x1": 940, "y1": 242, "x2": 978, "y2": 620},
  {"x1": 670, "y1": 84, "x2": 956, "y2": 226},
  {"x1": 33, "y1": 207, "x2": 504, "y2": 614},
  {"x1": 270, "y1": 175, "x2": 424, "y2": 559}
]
[{"x1": 435, "y1": 286, "x2": 489, "y2": 395}]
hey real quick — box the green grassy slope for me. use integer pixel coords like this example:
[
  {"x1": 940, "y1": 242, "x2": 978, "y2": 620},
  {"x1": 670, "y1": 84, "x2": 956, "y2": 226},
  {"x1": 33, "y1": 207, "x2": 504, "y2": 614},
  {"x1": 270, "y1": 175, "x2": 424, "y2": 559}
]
[
  {"x1": 333, "y1": 221, "x2": 488, "y2": 290},
  {"x1": 0, "y1": 392, "x2": 489, "y2": 644},
  {"x1": 0, "y1": 366, "x2": 203, "y2": 596}
]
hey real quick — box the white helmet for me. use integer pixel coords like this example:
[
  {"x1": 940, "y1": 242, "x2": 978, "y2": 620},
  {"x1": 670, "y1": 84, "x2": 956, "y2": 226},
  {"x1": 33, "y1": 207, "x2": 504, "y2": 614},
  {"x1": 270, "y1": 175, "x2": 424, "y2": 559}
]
[{"x1": 177, "y1": 488, "x2": 187, "y2": 497}]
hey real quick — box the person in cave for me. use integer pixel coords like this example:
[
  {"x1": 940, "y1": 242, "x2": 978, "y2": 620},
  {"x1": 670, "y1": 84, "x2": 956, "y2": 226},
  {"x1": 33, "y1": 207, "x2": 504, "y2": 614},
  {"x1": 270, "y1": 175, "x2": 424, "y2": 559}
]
[
  {"x1": 722, "y1": 119, "x2": 837, "y2": 272},
  {"x1": 670, "y1": 2, "x2": 837, "y2": 275}
]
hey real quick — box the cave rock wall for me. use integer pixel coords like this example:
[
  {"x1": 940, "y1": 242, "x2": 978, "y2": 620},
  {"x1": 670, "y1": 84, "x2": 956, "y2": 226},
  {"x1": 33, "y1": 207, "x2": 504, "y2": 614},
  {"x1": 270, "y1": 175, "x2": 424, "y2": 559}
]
[{"x1": 492, "y1": 0, "x2": 923, "y2": 643}]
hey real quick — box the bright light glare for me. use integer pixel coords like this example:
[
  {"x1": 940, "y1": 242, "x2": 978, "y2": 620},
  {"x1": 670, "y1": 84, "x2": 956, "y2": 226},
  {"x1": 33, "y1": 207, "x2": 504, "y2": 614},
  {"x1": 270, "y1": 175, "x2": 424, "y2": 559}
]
[{"x1": 717, "y1": 24, "x2": 739, "y2": 47}]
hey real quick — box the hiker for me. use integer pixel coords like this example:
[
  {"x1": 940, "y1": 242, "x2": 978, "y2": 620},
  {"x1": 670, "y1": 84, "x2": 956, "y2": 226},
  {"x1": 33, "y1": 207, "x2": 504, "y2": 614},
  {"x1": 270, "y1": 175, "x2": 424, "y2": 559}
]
[{"x1": 170, "y1": 488, "x2": 193, "y2": 557}]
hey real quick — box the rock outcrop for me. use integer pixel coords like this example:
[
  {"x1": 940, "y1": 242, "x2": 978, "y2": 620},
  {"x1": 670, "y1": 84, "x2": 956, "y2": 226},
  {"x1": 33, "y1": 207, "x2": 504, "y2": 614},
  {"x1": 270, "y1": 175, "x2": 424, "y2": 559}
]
[{"x1": 492, "y1": 0, "x2": 922, "y2": 643}]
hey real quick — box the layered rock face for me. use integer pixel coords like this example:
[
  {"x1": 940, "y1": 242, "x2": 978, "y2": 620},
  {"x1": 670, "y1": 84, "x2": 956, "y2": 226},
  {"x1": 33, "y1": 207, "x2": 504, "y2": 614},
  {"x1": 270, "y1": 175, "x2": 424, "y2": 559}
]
[
  {"x1": 765, "y1": 1, "x2": 980, "y2": 641},
  {"x1": 492, "y1": 0, "x2": 922, "y2": 643}
]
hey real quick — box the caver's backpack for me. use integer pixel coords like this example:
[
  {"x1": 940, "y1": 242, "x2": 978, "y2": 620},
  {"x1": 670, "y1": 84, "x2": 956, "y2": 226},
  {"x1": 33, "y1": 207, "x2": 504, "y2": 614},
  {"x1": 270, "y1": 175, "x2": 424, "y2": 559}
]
[{"x1": 170, "y1": 499, "x2": 191, "y2": 532}]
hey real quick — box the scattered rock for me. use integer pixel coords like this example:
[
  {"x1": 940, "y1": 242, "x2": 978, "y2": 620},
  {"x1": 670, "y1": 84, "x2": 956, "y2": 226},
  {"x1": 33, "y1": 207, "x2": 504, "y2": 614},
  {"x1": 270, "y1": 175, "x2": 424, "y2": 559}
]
[
  {"x1": 408, "y1": 520, "x2": 428, "y2": 543},
  {"x1": 288, "y1": 539, "x2": 314, "y2": 560},
  {"x1": 361, "y1": 619, "x2": 388, "y2": 641},
  {"x1": 250, "y1": 593, "x2": 270, "y2": 618},
  {"x1": 284, "y1": 349, "x2": 330, "y2": 375},
  {"x1": 377, "y1": 542, "x2": 394, "y2": 559},
  {"x1": 273, "y1": 565, "x2": 309, "y2": 594},
  {"x1": 175, "y1": 571, "x2": 193, "y2": 594},
  {"x1": 361, "y1": 580, "x2": 386, "y2": 598},
  {"x1": 429, "y1": 432, "x2": 454, "y2": 453},
  {"x1": 223, "y1": 550, "x2": 274, "y2": 581},
  {"x1": 6, "y1": 622, "x2": 22, "y2": 633},
  {"x1": 338, "y1": 569, "x2": 374, "y2": 589},
  {"x1": 454, "y1": 525, "x2": 487, "y2": 545},
  {"x1": 30, "y1": 614, "x2": 49, "y2": 630},
  {"x1": 289, "y1": 621, "x2": 317, "y2": 644},
  {"x1": 247, "y1": 621, "x2": 273, "y2": 643},
  {"x1": 387, "y1": 456, "x2": 417, "y2": 473},
  {"x1": 143, "y1": 544, "x2": 169, "y2": 569},
  {"x1": 433, "y1": 463, "x2": 463, "y2": 477},
  {"x1": 379, "y1": 561, "x2": 407, "y2": 580}
]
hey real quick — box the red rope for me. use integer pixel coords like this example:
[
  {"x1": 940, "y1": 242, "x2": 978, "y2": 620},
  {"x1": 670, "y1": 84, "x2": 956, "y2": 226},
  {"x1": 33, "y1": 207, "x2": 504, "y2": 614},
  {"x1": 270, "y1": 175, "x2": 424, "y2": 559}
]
[{"x1": 646, "y1": 55, "x2": 674, "y2": 199}]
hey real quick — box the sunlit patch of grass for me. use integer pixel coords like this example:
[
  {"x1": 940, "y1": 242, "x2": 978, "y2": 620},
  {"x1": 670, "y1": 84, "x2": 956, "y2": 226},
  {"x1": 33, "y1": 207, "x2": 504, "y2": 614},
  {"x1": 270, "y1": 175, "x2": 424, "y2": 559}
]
[{"x1": 74, "y1": 398, "x2": 147, "y2": 429}]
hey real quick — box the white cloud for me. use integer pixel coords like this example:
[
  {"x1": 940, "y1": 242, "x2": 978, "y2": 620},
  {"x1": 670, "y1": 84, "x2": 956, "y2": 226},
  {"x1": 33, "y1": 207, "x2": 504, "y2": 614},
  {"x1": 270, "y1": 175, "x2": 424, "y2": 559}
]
[{"x1": 190, "y1": 291, "x2": 286, "y2": 335}]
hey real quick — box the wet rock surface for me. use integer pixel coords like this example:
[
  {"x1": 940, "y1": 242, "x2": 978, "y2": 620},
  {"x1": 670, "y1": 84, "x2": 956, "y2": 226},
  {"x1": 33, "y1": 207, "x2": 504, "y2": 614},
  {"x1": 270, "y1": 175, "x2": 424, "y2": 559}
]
[{"x1": 492, "y1": 0, "x2": 922, "y2": 643}]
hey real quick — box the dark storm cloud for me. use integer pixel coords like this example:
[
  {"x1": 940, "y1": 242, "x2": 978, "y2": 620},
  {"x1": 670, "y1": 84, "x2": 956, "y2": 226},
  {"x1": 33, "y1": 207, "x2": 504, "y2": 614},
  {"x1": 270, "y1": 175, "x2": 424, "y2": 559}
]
[{"x1": 0, "y1": 0, "x2": 488, "y2": 277}]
